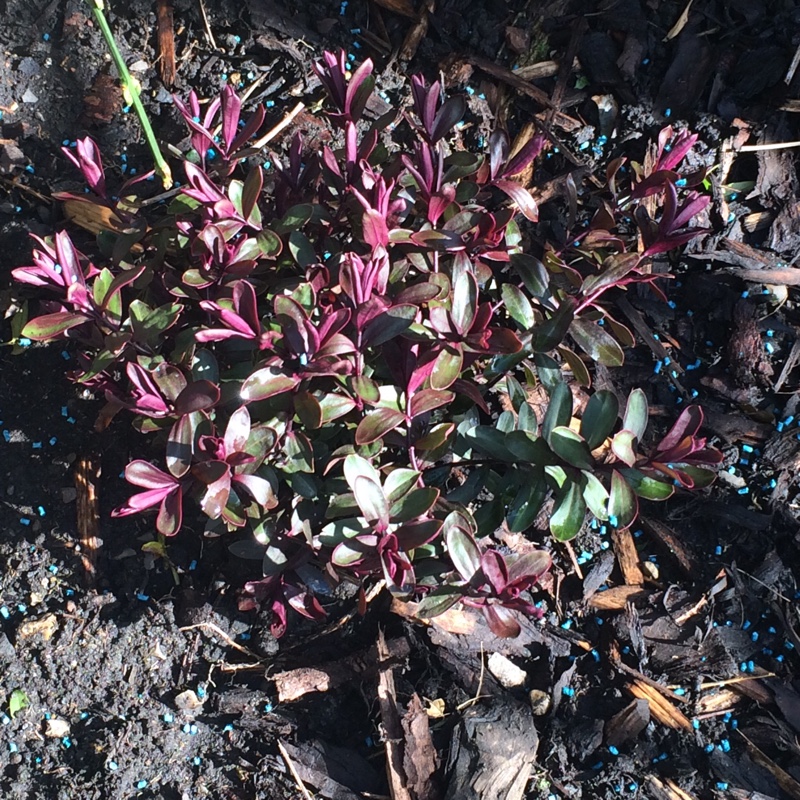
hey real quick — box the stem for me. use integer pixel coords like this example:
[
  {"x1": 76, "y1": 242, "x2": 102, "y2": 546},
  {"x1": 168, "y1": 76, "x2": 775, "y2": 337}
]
[{"x1": 87, "y1": 0, "x2": 173, "y2": 189}]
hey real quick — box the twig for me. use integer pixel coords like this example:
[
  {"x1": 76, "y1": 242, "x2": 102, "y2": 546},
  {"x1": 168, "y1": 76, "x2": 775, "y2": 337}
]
[
  {"x1": 736, "y1": 140, "x2": 800, "y2": 152},
  {"x1": 196, "y1": 0, "x2": 218, "y2": 51},
  {"x1": 251, "y1": 102, "x2": 306, "y2": 150},
  {"x1": 277, "y1": 740, "x2": 315, "y2": 800},
  {"x1": 456, "y1": 643, "x2": 487, "y2": 711},
  {"x1": 179, "y1": 621, "x2": 264, "y2": 660},
  {"x1": 699, "y1": 672, "x2": 776, "y2": 690}
]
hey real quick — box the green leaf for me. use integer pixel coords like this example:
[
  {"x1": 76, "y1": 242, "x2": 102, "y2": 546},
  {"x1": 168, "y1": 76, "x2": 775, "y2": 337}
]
[
  {"x1": 21, "y1": 312, "x2": 89, "y2": 340},
  {"x1": 502, "y1": 283, "x2": 535, "y2": 329},
  {"x1": 581, "y1": 470, "x2": 609, "y2": 519},
  {"x1": 9, "y1": 689, "x2": 29, "y2": 719},
  {"x1": 445, "y1": 525, "x2": 481, "y2": 582},
  {"x1": 608, "y1": 470, "x2": 638, "y2": 529},
  {"x1": 129, "y1": 301, "x2": 182, "y2": 349},
  {"x1": 353, "y1": 475, "x2": 389, "y2": 525},
  {"x1": 390, "y1": 487, "x2": 439, "y2": 522},
  {"x1": 362, "y1": 304, "x2": 417, "y2": 347},
  {"x1": 549, "y1": 426, "x2": 594, "y2": 469},
  {"x1": 241, "y1": 367, "x2": 299, "y2": 402},
  {"x1": 506, "y1": 430, "x2": 549, "y2": 463},
  {"x1": 451, "y1": 253, "x2": 477, "y2": 336},
  {"x1": 618, "y1": 468, "x2": 675, "y2": 500},
  {"x1": 319, "y1": 393, "x2": 357, "y2": 424},
  {"x1": 517, "y1": 402, "x2": 538, "y2": 434},
  {"x1": 431, "y1": 346, "x2": 462, "y2": 390},
  {"x1": 533, "y1": 352, "x2": 561, "y2": 392},
  {"x1": 581, "y1": 390, "x2": 619, "y2": 450},
  {"x1": 464, "y1": 426, "x2": 514, "y2": 461},
  {"x1": 415, "y1": 422, "x2": 454, "y2": 452},
  {"x1": 294, "y1": 391, "x2": 323, "y2": 429},
  {"x1": 569, "y1": 317, "x2": 625, "y2": 367},
  {"x1": 415, "y1": 587, "x2": 463, "y2": 619},
  {"x1": 276, "y1": 203, "x2": 313, "y2": 233},
  {"x1": 318, "y1": 517, "x2": 364, "y2": 548},
  {"x1": 542, "y1": 381, "x2": 572, "y2": 443},
  {"x1": 675, "y1": 465, "x2": 716, "y2": 489},
  {"x1": 581, "y1": 252, "x2": 641, "y2": 297},
  {"x1": 623, "y1": 388, "x2": 649, "y2": 441},
  {"x1": 288, "y1": 231, "x2": 316, "y2": 267},
  {"x1": 557, "y1": 345, "x2": 592, "y2": 388},
  {"x1": 496, "y1": 410, "x2": 516, "y2": 434},
  {"x1": 506, "y1": 472, "x2": 546, "y2": 532},
  {"x1": 505, "y1": 376, "x2": 527, "y2": 413},
  {"x1": 384, "y1": 469, "x2": 421, "y2": 503},
  {"x1": 510, "y1": 253, "x2": 549, "y2": 297},
  {"x1": 343, "y1": 453, "x2": 382, "y2": 492},
  {"x1": 281, "y1": 430, "x2": 314, "y2": 473},
  {"x1": 533, "y1": 298, "x2": 575, "y2": 352},
  {"x1": 352, "y1": 375, "x2": 380, "y2": 404},
  {"x1": 355, "y1": 407, "x2": 405, "y2": 445},
  {"x1": 550, "y1": 480, "x2": 586, "y2": 541}
]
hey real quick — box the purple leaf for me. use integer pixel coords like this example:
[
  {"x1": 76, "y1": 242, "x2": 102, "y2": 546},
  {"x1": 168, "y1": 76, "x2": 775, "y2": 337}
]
[
  {"x1": 241, "y1": 367, "x2": 300, "y2": 402},
  {"x1": 431, "y1": 96, "x2": 466, "y2": 143},
  {"x1": 409, "y1": 389, "x2": 454, "y2": 418},
  {"x1": 174, "y1": 380, "x2": 220, "y2": 415},
  {"x1": 494, "y1": 179, "x2": 539, "y2": 222},
  {"x1": 355, "y1": 407, "x2": 405, "y2": 445}
]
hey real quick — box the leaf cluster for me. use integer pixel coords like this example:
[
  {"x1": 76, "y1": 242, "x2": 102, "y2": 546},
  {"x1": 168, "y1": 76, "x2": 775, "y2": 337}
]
[{"x1": 13, "y1": 51, "x2": 719, "y2": 637}]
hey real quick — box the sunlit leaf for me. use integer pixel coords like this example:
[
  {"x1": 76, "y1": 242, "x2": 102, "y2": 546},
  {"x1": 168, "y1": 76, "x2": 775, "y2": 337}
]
[
  {"x1": 581, "y1": 470, "x2": 609, "y2": 519},
  {"x1": 355, "y1": 407, "x2": 405, "y2": 445},
  {"x1": 241, "y1": 367, "x2": 299, "y2": 402},
  {"x1": 445, "y1": 525, "x2": 481, "y2": 582},
  {"x1": 623, "y1": 388, "x2": 648, "y2": 441},
  {"x1": 21, "y1": 311, "x2": 89, "y2": 340},
  {"x1": 569, "y1": 317, "x2": 625, "y2": 367},
  {"x1": 608, "y1": 470, "x2": 638, "y2": 529},
  {"x1": 549, "y1": 426, "x2": 594, "y2": 469},
  {"x1": 542, "y1": 381, "x2": 572, "y2": 443},
  {"x1": 353, "y1": 475, "x2": 389, "y2": 525},
  {"x1": 501, "y1": 283, "x2": 535, "y2": 329},
  {"x1": 618, "y1": 468, "x2": 675, "y2": 500},
  {"x1": 611, "y1": 429, "x2": 638, "y2": 467},
  {"x1": 550, "y1": 480, "x2": 586, "y2": 541}
]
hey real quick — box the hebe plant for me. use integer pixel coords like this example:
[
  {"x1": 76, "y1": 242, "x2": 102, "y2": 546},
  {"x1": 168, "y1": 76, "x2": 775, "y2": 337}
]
[{"x1": 13, "y1": 51, "x2": 721, "y2": 637}]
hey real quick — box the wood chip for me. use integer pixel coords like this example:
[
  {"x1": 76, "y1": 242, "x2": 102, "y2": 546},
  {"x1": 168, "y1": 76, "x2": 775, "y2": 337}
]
[
  {"x1": 272, "y1": 636, "x2": 410, "y2": 702},
  {"x1": 401, "y1": 694, "x2": 438, "y2": 799},
  {"x1": 75, "y1": 453, "x2": 101, "y2": 585},
  {"x1": 371, "y1": 0, "x2": 416, "y2": 18},
  {"x1": 646, "y1": 775, "x2": 698, "y2": 800},
  {"x1": 626, "y1": 679, "x2": 692, "y2": 731},
  {"x1": 17, "y1": 613, "x2": 58, "y2": 641},
  {"x1": 610, "y1": 527, "x2": 645, "y2": 586},
  {"x1": 376, "y1": 630, "x2": 413, "y2": 800},
  {"x1": 588, "y1": 585, "x2": 650, "y2": 611},
  {"x1": 156, "y1": 0, "x2": 176, "y2": 86},
  {"x1": 605, "y1": 698, "x2": 650, "y2": 747}
]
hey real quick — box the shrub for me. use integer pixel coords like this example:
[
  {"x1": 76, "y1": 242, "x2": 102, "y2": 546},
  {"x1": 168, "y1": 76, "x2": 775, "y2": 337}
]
[{"x1": 12, "y1": 50, "x2": 720, "y2": 637}]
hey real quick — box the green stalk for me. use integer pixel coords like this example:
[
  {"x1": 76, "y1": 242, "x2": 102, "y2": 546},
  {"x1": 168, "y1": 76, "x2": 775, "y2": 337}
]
[{"x1": 87, "y1": 0, "x2": 173, "y2": 189}]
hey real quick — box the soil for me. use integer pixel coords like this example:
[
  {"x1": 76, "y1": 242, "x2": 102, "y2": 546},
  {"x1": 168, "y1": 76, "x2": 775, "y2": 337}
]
[{"x1": 1, "y1": 1, "x2": 800, "y2": 799}]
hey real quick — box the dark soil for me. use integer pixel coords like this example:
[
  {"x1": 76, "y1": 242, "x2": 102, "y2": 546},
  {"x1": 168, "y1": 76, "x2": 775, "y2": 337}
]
[{"x1": 2, "y1": 1, "x2": 800, "y2": 798}]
